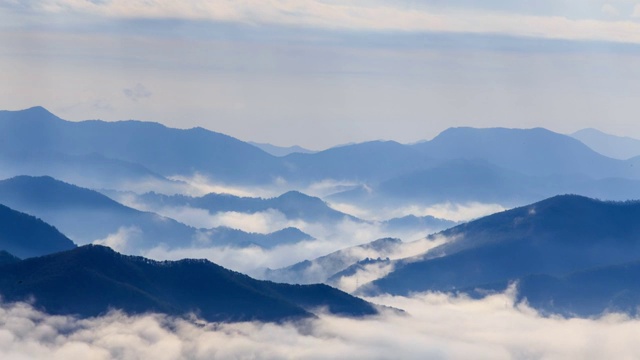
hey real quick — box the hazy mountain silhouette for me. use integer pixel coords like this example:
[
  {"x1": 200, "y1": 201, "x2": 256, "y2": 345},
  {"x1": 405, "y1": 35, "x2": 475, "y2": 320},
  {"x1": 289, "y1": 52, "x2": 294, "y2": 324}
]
[
  {"x1": 281, "y1": 140, "x2": 432, "y2": 183},
  {"x1": 248, "y1": 142, "x2": 316, "y2": 156},
  {"x1": 571, "y1": 128, "x2": 640, "y2": 160},
  {"x1": 381, "y1": 215, "x2": 457, "y2": 233},
  {"x1": 376, "y1": 159, "x2": 540, "y2": 205},
  {"x1": 0, "y1": 107, "x2": 283, "y2": 184},
  {"x1": 330, "y1": 158, "x2": 640, "y2": 207},
  {"x1": 7, "y1": 107, "x2": 640, "y2": 206},
  {"x1": 136, "y1": 190, "x2": 359, "y2": 224},
  {"x1": 0, "y1": 150, "x2": 177, "y2": 192},
  {"x1": 412, "y1": 127, "x2": 636, "y2": 179},
  {"x1": 0, "y1": 176, "x2": 312, "y2": 251},
  {"x1": 365, "y1": 195, "x2": 640, "y2": 298},
  {"x1": 0, "y1": 203, "x2": 76, "y2": 258},
  {"x1": 0, "y1": 245, "x2": 377, "y2": 322}
]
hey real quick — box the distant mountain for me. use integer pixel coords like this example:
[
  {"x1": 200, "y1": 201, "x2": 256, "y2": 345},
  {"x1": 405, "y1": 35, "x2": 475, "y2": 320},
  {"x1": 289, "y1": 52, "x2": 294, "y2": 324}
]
[
  {"x1": 0, "y1": 203, "x2": 76, "y2": 259},
  {"x1": 0, "y1": 176, "x2": 312, "y2": 251},
  {"x1": 375, "y1": 159, "x2": 540, "y2": 205},
  {"x1": 330, "y1": 158, "x2": 640, "y2": 207},
  {"x1": 571, "y1": 128, "x2": 640, "y2": 160},
  {"x1": 0, "y1": 107, "x2": 433, "y2": 186},
  {"x1": 0, "y1": 245, "x2": 377, "y2": 322},
  {"x1": 0, "y1": 107, "x2": 283, "y2": 184},
  {"x1": 203, "y1": 226, "x2": 314, "y2": 249},
  {"x1": 248, "y1": 142, "x2": 316, "y2": 156},
  {"x1": 282, "y1": 140, "x2": 432, "y2": 183},
  {"x1": 412, "y1": 127, "x2": 636, "y2": 179},
  {"x1": 381, "y1": 215, "x2": 457, "y2": 234},
  {"x1": 0, "y1": 150, "x2": 178, "y2": 192},
  {"x1": 7, "y1": 108, "x2": 640, "y2": 203},
  {"x1": 364, "y1": 195, "x2": 640, "y2": 297},
  {"x1": 135, "y1": 190, "x2": 359, "y2": 224}
]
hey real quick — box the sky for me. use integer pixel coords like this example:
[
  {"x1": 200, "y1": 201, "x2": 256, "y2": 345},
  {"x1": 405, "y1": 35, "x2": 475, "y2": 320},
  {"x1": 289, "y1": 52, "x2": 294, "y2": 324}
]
[{"x1": 1, "y1": 1, "x2": 640, "y2": 149}]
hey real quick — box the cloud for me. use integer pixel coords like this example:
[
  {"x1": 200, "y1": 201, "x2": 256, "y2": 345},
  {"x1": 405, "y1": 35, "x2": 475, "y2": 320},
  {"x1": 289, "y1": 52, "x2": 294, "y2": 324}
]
[
  {"x1": 329, "y1": 201, "x2": 506, "y2": 222},
  {"x1": 92, "y1": 226, "x2": 142, "y2": 253},
  {"x1": 165, "y1": 173, "x2": 271, "y2": 197},
  {"x1": 123, "y1": 83, "x2": 152, "y2": 102},
  {"x1": 3, "y1": 288, "x2": 640, "y2": 359},
  {"x1": 142, "y1": 215, "x2": 441, "y2": 277},
  {"x1": 601, "y1": 3, "x2": 619, "y2": 17},
  {"x1": 12, "y1": 0, "x2": 640, "y2": 45}
]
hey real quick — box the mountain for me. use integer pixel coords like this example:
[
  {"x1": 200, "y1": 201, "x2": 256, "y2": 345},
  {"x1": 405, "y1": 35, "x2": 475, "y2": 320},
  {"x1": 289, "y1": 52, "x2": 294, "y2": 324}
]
[
  {"x1": 0, "y1": 176, "x2": 312, "y2": 252},
  {"x1": 329, "y1": 158, "x2": 640, "y2": 207},
  {"x1": 375, "y1": 159, "x2": 540, "y2": 205},
  {"x1": 266, "y1": 238, "x2": 403, "y2": 284},
  {"x1": 0, "y1": 203, "x2": 76, "y2": 259},
  {"x1": 412, "y1": 127, "x2": 636, "y2": 179},
  {"x1": 381, "y1": 215, "x2": 457, "y2": 233},
  {"x1": 364, "y1": 195, "x2": 640, "y2": 297},
  {"x1": 248, "y1": 142, "x2": 316, "y2": 156},
  {"x1": 135, "y1": 190, "x2": 360, "y2": 224},
  {"x1": 266, "y1": 235, "x2": 448, "y2": 288},
  {"x1": 201, "y1": 226, "x2": 314, "y2": 248},
  {"x1": 0, "y1": 251, "x2": 20, "y2": 265},
  {"x1": 571, "y1": 128, "x2": 640, "y2": 160},
  {"x1": 512, "y1": 261, "x2": 640, "y2": 317},
  {"x1": 0, "y1": 107, "x2": 283, "y2": 184},
  {"x1": 281, "y1": 140, "x2": 432, "y2": 183},
  {"x1": 0, "y1": 150, "x2": 178, "y2": 192},
  {"x1": 0, "y1": 245, "x2": 377, "y2": 322},
  {"x1": 0, "y1": 107, "x2": 431, "y2": 186}
]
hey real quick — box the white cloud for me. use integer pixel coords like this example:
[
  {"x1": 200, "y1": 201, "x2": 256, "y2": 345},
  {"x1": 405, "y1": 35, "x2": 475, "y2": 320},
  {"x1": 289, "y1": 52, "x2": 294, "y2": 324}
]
[
  {"x1": 3, "y1": 289, "x2": 640, "y2": 359},
  {"x1": 142, "y1": 215, "x2": 442, "y2": 277},
  {"x1": 166, "y1": 173, "x2": 266, "y2": 197},
  {"x1": 633, "y1": 4, "x2": 640, "y2": 18},
  {"x1": 330, "y1": 201, "x2": 506, "y2": 222},
  {"x1": 92, "y1": 226, "x2": 142, "y2": 253},
  {"x1": 13, "y1": 0, "x2": 640, "y2": 45}
]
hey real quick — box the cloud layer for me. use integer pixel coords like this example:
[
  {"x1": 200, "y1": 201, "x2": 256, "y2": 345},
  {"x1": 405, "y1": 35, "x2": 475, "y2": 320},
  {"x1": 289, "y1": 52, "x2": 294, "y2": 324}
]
[
  {"x1": 9, "y1": 0, "x2": 640, "y2": 44},
  {"x1": 3, "y1": 289, "x2": 640, "y2": 359}
]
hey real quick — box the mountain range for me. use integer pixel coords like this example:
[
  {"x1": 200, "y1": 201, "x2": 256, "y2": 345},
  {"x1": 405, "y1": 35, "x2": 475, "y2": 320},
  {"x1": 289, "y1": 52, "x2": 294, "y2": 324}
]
[
  {"x1": 0, "y1": 176, "x2": 312, "y2": 251},
  {"x1": 5, "y1": 107, "x2": 640, "y2": 210},
  {"x1": 0, "y1": 245, "x2": 378, "y2": 322},
  {"x1": 571, "y1": 128, "x2": 640, "y2": 160},
  {"x1": 361, "y1": 196, "x2": 640, "y2": 310}
]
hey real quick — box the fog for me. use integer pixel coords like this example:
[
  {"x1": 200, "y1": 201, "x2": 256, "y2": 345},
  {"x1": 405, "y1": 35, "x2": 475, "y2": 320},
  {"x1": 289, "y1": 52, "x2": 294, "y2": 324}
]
[
  {"x1": 329, "y1": 201, "x2": 506, "y2": 222},
  {"x1": 3, "y1": 288, "x2": 640, "y2": 360},
  {"x1": 140, "y1": 212, "x2": 445, "y2": 277}
]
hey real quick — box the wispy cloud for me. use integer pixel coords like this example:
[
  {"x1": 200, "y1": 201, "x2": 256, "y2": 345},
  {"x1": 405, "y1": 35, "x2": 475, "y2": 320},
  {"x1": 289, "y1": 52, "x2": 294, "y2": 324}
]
[
  {"x1": 10, "y1": 0, "x2": 640, "y2": 44},
  {"x1": 123, "y1": 83, "x2": 152, "y2": 102},
  {"x1": 329, "y1": 201, "x2": 506, "y2": 222}
]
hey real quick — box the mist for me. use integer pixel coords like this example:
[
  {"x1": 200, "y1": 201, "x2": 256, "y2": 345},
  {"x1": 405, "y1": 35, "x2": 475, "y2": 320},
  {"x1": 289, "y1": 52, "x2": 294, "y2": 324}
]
[
  {"x1": 328, "y1": 201, "x2": 506, "y2": 222},
  {"x1": 2, "y1": 288, "x2": 640, "y2": 360}
]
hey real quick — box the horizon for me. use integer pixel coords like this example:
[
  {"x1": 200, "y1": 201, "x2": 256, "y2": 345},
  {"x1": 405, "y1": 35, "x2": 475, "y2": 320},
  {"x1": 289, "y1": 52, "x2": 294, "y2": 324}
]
[{"x1": 2, "y1": 105, "x2": 633, "y2": 152}]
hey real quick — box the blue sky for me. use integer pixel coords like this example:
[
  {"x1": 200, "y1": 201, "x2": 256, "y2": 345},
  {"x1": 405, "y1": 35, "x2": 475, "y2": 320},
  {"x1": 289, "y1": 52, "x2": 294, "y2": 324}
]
[{"x1": 1, "y1": 0, "x2": 640, "y2": 148}]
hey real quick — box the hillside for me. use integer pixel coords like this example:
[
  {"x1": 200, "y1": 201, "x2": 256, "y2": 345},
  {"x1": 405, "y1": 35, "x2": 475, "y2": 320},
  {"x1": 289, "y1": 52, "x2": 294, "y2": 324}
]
[{"x1": 0, "y1": 245, "x2": 378, "y2": 322}]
